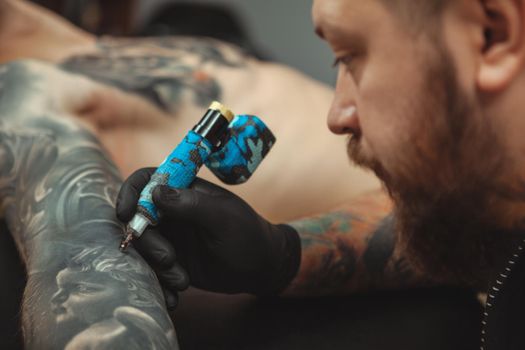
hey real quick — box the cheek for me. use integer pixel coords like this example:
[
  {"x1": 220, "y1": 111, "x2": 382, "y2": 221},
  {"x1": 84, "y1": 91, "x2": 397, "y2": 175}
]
[
  {"x1": 358, "y1": 72, "x2": 422, "y2": 167},
  {"x1": 67, "y1": 290, "x2": 118, "y2": 323},
  {"x1": 358, "y1": 85, "x2": 414, "y2": 165},
  {"x1": 62, "y1": 295, "x2": 86, "y2": 319}
]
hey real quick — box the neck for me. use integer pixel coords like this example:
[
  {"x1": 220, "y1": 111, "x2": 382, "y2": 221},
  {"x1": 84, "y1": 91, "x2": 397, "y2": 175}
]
[{"x1": 0, "y1": 0, "x2": 96, "y2": 64}]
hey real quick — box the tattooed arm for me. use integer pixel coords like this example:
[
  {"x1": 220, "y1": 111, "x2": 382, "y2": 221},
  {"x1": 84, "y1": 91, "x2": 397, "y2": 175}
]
[
  {"x1": 0, "y1": 61, "x2": 177, "y2": 349},
  {"x1": 283, "y1": 191, "x2": 432, "y2": 296}
]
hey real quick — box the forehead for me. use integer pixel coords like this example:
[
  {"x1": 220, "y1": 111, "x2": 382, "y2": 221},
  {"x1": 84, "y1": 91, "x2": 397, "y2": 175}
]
[
  {"x1": 312, "y1": 0, "x2": 391, "y2": 38},
  {"x1": 57, "y1": 268, "x2": 109, "y2": 285},
  {"x1": 57, "y1": 269, "x2": 86, "y2": 284}
]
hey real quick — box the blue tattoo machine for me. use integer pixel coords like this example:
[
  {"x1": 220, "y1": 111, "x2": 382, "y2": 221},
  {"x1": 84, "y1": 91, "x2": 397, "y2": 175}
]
[{"x1": 119, "y1": 101, "x2": 276, "y2": 251}]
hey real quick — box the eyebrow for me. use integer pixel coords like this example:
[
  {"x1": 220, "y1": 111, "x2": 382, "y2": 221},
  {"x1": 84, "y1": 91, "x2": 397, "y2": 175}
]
[
  {"x1": 315, "y1": 25, "x2": 366, "y2": 53},
  {"x1": 316, "y1": 21, "x2": 359, "y2": 42}
]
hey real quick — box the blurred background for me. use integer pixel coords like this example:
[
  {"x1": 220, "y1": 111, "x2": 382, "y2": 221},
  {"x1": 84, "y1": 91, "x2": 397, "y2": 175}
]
[{"x1": 30, "y1": 0, "x2": 336, "y2": 85}]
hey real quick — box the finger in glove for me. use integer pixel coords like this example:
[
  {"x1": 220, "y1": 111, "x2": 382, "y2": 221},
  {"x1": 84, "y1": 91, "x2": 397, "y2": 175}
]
[{"x1": 116, "y1": 167, "x2": 156, "y2": 222}]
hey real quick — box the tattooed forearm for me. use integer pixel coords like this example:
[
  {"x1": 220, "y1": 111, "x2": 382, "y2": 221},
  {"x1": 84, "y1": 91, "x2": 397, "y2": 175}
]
[
  {"x1": 61, "y1": 37, "x2": 247, "y2": 113},
  {"x1": 0, "y1": 61, "x2": 177, "y2": 349},
  {"x1": 283, "y1": 191, "x2": 431, "y2": 296}
]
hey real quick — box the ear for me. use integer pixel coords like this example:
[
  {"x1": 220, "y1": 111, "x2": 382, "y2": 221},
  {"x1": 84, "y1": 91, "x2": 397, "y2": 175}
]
[{"x1": 477, "y1": 0, "x2": 525, "y2": 92}]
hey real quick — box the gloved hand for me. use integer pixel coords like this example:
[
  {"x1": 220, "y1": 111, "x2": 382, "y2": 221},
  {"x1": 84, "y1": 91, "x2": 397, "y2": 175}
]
[{"x1": 116, "y1": 167, "x2": 301, "y2": 308}]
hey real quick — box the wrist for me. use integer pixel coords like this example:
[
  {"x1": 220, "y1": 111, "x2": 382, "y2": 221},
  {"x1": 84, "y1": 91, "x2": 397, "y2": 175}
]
[{"x1": 255, "y1": 223, "x2": 301, "y2": 296}]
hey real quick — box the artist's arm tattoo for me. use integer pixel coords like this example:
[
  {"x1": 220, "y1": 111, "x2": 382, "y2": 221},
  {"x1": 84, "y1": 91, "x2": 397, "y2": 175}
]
[
  {"x1": 0, "y1": 60, "x2": 177, "y2": 349},
  {"x1": 284, "y1": 191, "x2": 432, "y2": 296}
]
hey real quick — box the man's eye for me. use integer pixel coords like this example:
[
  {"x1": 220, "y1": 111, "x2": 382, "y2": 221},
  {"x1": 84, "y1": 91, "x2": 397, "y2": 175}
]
[
  {"x1": 74, "y1": 284, "x2": 97, "y2": 293},
  {"x1": 332, "y1": 55, "x2": 355, "y2": 69}
]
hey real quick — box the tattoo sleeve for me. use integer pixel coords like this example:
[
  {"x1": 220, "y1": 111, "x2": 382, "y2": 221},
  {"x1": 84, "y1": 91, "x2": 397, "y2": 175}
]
[
  {"x1": 0, "y1": 61, "x2": 177, "y2": 349},
  {"x1": 284, "y1": 191, "x2": 431, "y2": 296}
]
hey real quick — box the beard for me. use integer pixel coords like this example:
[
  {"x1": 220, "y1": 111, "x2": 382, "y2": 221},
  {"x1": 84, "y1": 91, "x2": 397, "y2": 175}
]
[{"x1": 348, "y1": 43, "x2": 521, "y2": 289}]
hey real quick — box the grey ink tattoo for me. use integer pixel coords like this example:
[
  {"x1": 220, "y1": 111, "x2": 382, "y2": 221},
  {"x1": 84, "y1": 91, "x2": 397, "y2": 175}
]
[
  {"x1": 60, "y1": 37, "x2": 246, "y2": 113},
  {"x1": 0, "y1": 61, "x2": 177, "y2": 349}
]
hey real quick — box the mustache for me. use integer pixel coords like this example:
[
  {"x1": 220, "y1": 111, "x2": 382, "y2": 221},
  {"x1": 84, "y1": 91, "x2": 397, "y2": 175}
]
[{"x1": 346, "y1": 136, "x2": 391, "y2": 185}]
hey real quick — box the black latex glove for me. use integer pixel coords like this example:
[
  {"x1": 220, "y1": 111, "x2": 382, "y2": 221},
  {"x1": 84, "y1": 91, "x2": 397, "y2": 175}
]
[{"x1": 116, "y1": 167, "x2": 301, "y2": 303}]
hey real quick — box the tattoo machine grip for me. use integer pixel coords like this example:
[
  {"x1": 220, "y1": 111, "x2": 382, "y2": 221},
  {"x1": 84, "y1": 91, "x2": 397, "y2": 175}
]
[{"x1": 120, "y1": 102, "x2": 276, "y2": 251}]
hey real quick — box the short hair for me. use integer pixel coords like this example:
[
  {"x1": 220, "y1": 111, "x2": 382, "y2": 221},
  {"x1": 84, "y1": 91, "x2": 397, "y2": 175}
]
[
  {"x1": 378, "y1": 0, "x2": 451, "y2": 33},
  {"x1": 379, "y1": 0, "x2": 448, "y2": 16}
]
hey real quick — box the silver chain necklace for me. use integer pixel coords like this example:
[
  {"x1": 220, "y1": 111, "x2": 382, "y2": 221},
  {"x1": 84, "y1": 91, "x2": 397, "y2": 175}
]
[{"x1": 480, "y1": 238, "x2": 525, "y2": 349}]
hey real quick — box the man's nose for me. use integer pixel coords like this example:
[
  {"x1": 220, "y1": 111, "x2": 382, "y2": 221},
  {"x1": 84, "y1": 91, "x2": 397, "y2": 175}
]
[
  {"x1": 328, "y1": 72, "x2": 360, "y2": 135},
  {"x1": 327, "y1": 101, "x2": 360, "y2": 135}
]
